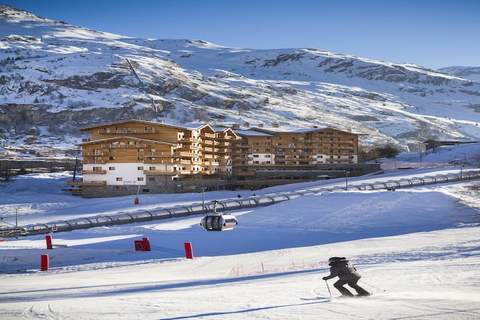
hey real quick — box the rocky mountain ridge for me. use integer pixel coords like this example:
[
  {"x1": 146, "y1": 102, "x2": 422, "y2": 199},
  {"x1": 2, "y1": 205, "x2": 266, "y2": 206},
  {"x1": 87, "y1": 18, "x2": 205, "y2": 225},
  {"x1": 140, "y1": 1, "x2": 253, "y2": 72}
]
[{"x1": 1, "y1": 5, "x2": 480, "y2": 157}]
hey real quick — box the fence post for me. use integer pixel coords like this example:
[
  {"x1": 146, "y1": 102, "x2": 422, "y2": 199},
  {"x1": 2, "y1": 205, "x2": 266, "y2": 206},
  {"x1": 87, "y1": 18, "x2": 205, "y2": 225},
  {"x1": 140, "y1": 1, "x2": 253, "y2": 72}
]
[
  {"x1": 184, "y1": 242, "x2": 193, "y2": 259},
  {"x1": 40, "y1": 254, "x2": 49, "y2": 271},
  {"x1": 45, "y1": 234, "x2": 53, "y2": 249},
  {"x1": 142, "y1": 237, "x2": 151, "y2": 251}
]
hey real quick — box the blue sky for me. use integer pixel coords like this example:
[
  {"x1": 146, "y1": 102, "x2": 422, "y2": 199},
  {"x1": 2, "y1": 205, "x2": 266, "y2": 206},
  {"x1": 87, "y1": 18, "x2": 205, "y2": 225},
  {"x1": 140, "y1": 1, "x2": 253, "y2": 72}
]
[{"x1": 3, "y1": 0, "x2": 479, "y2": 68}]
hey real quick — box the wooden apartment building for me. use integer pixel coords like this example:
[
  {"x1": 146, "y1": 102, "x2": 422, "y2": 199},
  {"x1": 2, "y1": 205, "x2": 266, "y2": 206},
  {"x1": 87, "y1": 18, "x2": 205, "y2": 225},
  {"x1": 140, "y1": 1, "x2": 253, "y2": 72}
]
[
  {"x1": 232, "y1": 126, "x2": 359, "y2": 177},
  {"x1": 75, "y1": 120, "x2": 361, "y2": 196},
  {"x1": 77, "y1": 120, "x2": 238, "y2": 196}
]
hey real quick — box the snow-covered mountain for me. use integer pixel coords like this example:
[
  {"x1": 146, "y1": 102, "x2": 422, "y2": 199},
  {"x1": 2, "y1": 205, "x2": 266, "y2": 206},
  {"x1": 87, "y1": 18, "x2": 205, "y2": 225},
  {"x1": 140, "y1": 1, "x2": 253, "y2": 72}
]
[
  {"x1": 439, "y1": 66, "x2": 480, "y2": 83},
  {"x1": 1, "y1": 5, "x2": 480, "y2": 156}
]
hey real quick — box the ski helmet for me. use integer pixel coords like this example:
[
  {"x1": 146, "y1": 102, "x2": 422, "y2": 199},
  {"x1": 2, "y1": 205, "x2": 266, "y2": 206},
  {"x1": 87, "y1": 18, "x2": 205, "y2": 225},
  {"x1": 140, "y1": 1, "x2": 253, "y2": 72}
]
[{"x1": 328, "y1": 257, "x2": 346, "y2": 265}]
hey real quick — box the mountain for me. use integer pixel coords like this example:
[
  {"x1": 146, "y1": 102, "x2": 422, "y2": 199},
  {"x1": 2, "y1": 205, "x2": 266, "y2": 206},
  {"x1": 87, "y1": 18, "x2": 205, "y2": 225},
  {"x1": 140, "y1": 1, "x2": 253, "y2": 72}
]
[
  {"x1": 1, "y1": 5, "x2": 480, "y2": 157},
  {"x1": 439, "y1": 66, "x2": 480, "y2": 83}
]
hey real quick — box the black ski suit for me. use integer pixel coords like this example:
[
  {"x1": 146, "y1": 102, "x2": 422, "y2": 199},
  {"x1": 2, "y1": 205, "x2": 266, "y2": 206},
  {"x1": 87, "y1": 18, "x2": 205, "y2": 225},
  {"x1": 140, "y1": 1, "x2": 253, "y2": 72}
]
[{"x1": 323, "y1": 259, "x2": 370, "y2": 297}]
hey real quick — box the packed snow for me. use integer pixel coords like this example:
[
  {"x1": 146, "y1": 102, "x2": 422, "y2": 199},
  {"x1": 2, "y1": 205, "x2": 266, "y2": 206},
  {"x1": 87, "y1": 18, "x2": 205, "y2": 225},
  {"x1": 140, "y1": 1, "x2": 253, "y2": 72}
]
[{"x1": 1, "y1": 163, "x2": 480, "y2": 319}]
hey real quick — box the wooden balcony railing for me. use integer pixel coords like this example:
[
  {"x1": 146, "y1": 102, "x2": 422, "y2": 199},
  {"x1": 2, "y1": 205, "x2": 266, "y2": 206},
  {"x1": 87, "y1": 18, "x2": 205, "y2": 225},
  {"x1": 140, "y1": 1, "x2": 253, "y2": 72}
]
[{"x1": 82, "y1": 170, "x2": 107, "y2": 175}]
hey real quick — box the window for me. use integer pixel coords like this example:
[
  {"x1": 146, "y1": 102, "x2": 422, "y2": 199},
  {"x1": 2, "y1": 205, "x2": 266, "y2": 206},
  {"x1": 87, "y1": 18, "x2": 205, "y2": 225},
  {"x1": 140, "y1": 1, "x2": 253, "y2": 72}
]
[
  {"x1": 109, "y1": 156, "x2": 115, "y2": 160},
  {"x1": 253, "y1": 155, "x2": 259, "y2": 158},
  {"x1": 142, "y1": 188, "x2": 150, "y2": 193},
  {"x1": 148, "y1": 177, "x2": 155, "y2": 182},
  {"x1": 137, "y1": 166, "x2": 144, "y2": 170},
  {"x1": 149, "y1": 166, "x2": 156, "y2": 171},
  {"x1": 93, "y1": 166, "x2": 102, "y2": 171},
  {"x1": 109, "y1": 167, "x2": 115, "y2": 171},
  {"x1": 137, "y1": 177, "x2": 144, "y2": 181},
  {"x1": 116, "y1": 177, "x2": 123, "y2": 181}
]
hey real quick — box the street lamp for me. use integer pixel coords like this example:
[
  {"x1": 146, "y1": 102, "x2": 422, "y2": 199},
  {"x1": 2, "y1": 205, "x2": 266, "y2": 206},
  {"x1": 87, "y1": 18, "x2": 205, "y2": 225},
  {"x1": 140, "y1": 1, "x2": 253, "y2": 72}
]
[
  {"x1": 201, "y1": 186, "x2": 206, "y2": 213},
  {"x1": 345, "y1": 170, "x2": 350, "y2": 190}
]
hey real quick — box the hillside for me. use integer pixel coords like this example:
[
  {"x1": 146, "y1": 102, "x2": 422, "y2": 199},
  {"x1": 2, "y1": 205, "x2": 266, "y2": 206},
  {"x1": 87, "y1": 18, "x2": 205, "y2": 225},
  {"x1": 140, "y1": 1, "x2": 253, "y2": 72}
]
[
  {"x1": 2, "y1": 5, "x2": 480, "y2": 156},
  {"x1": 439, "y1": 66, "x2": 480, "y2": 82}
]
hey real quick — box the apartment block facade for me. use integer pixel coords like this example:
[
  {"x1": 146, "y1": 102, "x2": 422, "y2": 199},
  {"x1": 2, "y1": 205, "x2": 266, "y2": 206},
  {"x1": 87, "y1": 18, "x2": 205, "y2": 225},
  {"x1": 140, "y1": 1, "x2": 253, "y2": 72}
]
[
  {"x1": 232, "y1": 127, "x2": 359, "y2": 177},
  {"x1": 76, "y1": 120, "x2": 360, "y2": 196},
  {"x1": 79, "y1": 120, "x2": 238, "y2": 191}
]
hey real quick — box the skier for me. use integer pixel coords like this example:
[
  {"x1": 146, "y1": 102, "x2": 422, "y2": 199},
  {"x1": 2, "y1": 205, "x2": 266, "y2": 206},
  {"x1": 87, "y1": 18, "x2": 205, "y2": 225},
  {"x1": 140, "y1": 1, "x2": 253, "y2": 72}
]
[{"x1": 322, "y1": 257, "x2": 370, "y2": 297}]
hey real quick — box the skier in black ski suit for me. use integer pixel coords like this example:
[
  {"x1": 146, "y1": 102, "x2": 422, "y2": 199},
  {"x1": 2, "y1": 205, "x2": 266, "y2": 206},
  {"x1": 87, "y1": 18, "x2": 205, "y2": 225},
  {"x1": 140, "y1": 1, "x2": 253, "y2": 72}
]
[{"x1": 322, "y1": 257, "x2": 370, "y2": 297}]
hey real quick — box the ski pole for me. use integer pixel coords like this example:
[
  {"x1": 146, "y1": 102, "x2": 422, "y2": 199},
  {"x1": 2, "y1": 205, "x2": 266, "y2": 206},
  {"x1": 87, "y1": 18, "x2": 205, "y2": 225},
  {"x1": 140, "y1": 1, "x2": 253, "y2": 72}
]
[{"x1": 324, "y1": 280, "x2": 332, "y2": 298}]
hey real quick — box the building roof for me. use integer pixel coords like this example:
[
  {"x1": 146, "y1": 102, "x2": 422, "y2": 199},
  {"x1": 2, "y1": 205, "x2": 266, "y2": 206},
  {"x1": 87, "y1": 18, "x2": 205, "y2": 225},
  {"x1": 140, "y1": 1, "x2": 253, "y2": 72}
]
[
  {"x1": 253, "y1": 126, "x2": 327, "y2": 134},
  {"x1": 235, "y1": 129, "x2": 274, "y2": 137},
  {"x1": 80, "y1": 119, "x2": 206, "y2": 132},
  {"x1": 251, "y1": 126, "x2": 360, "y2": 135},
  {"x1": 80, "y1": 136, "x2": 176, "y2": 146}
]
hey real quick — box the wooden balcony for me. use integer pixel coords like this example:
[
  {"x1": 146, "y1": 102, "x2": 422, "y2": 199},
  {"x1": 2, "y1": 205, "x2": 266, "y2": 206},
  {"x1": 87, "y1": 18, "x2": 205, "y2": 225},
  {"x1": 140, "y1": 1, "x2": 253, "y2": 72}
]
[
  {"x1": 143, "y1": 170, "x2": 174, "y2": 175},
  {"x1": 204, "y1": 161, "x2": 220, "y2": 166},
  {"x1": 178, "y1": 151, "x2": 193, "y2": 157},
  {"x1": 82, "y1": 170, "x2": 107, "y2": 175},
  {"x1": 99, "y1": 129, "x2": 157, "y2": 134},
  {"x1": 69, "y1": 180, "x2": 107, "y2": 186},
  {"x1": 108, "y1": 144, "x2": 147, "y2": 149}
]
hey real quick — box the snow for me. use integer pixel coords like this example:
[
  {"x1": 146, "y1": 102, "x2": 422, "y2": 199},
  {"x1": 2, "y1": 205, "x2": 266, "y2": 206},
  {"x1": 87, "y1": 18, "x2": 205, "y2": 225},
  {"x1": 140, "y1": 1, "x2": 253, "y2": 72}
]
[
  {"x1": 235, "y1": 129, "x2": 274, "y2": 137},
  {"x1": 2, "y1": 5, "x2": 480, "y2": 318},
  {"x1": 0, "y1": 162, "x2": 480, "y2": 318},
  {"x1": 393, "y1": 142, "x2": 480, "y2": 166},
  {"x1": 2, "y1": 5, "x2": 480, "y2": 153}
]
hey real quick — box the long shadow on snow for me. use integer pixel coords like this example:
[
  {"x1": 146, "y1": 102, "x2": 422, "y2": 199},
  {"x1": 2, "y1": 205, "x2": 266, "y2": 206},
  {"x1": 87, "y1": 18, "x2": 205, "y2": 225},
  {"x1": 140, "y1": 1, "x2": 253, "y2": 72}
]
[
  {"x1": 157, "y1": 300, "x2": 329, "y2": 320},
  {"x1": 0, "y1": 267, "x2": 327, "y2": 303}
]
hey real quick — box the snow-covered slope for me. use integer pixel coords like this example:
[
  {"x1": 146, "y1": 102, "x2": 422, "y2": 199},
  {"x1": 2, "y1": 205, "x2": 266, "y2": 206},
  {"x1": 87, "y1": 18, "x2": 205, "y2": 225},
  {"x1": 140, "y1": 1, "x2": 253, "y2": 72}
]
[
  {"x1": 2, "y1": 5, "x2": 480, "y2": 154},
  {"x1": 1, "y1": 169, "x2": 480, "y2": 319}
]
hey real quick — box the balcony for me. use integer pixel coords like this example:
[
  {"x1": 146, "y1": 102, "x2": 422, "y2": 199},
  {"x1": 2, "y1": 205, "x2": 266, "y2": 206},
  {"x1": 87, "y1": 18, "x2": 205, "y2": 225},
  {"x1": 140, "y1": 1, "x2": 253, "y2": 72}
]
[
  {"x1": 178, "y1": 151, "x2": 193, "y2": 157},
  {"x1": 143, "y1": 169, "x2": 174, "y2": 175},
  {"x1": 203, "y1": 133, "x2": 216, "y2": 139},
  {"x1": 108, "y1": 144, "x2": 147, "y2": 149},
  {"x1": 99, "y1": 129, "x2": 157, "y2": 134},
  {"x1": 82, "y1": 170, "x2": 107, "y2": 175},
  {"x1": 79, "y1": 180, "x2": 107, "y2": 186},
  {"x1": 202, "y1": 140, "x2": 214, "y2": 145},
  {"x1": 144, "y1": 153, "x2": 174, "y2": 158}
]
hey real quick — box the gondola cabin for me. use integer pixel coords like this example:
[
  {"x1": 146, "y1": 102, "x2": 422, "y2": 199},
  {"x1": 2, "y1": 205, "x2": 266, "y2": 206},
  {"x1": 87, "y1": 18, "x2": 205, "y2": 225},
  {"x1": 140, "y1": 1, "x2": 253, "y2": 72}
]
[{"x1": 200, "y1": 214, "x2": 238, "y2": 231}]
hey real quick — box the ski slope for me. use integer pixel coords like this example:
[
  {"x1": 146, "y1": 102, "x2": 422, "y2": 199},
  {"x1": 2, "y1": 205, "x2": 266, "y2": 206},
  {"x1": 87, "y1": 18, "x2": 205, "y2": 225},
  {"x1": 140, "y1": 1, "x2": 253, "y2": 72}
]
[
  {"x1": 1, "y1": 141, "x2": 480, "y2": 319},
  {"x1": 1, "y1": 214, "x2": 479, "y2": 319}
]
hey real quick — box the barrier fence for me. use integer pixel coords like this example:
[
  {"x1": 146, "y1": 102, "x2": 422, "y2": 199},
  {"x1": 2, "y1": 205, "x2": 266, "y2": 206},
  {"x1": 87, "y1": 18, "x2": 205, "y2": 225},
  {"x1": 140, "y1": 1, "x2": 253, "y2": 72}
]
[{"x1": 1, "y1": 169, "x2": 479, "y2": 238}]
